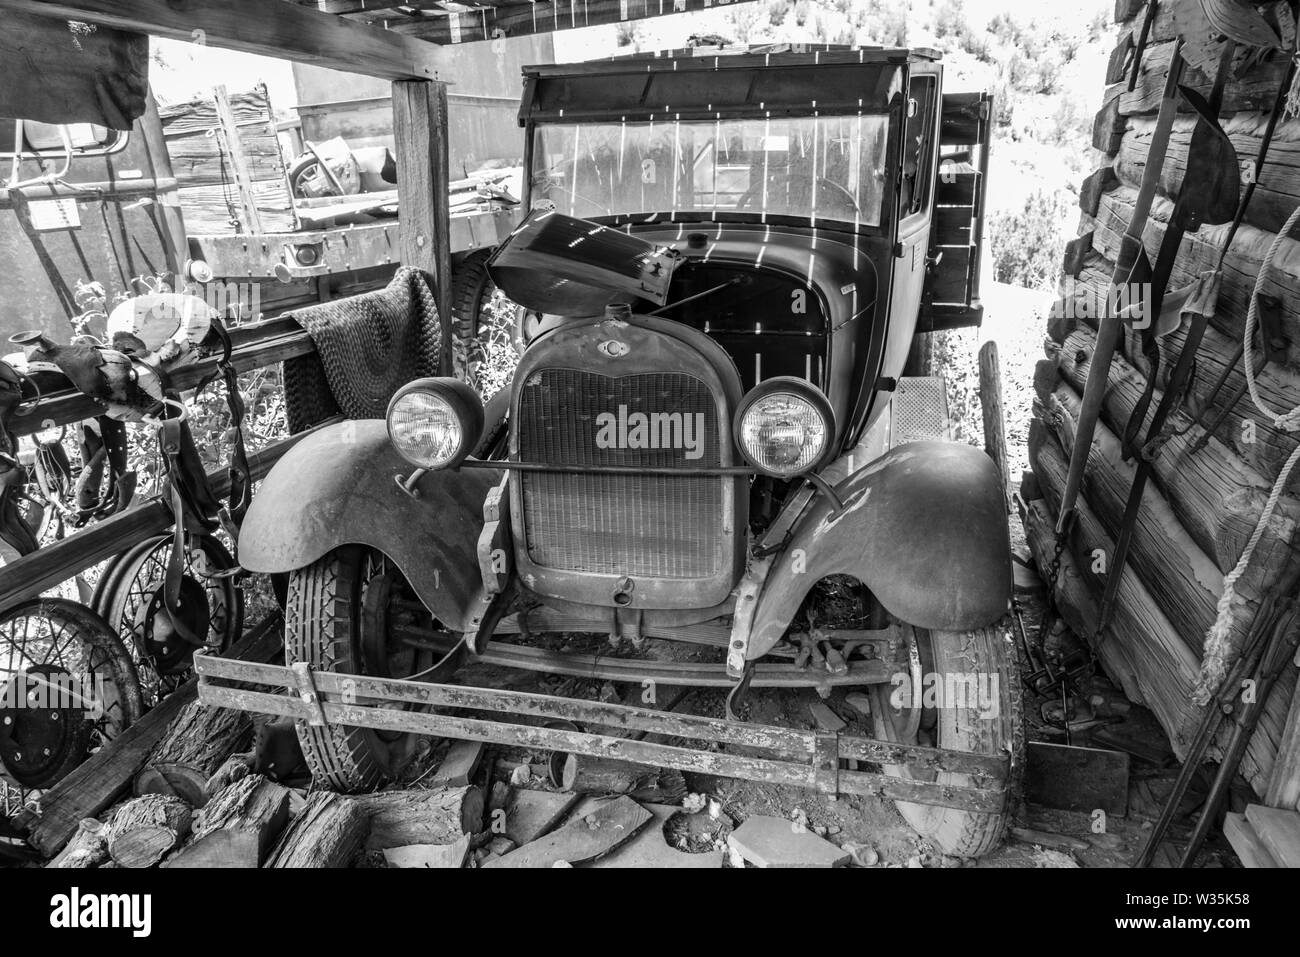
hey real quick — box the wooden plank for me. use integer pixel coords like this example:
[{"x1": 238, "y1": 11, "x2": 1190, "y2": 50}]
[
  {"x1": 137, "y1": 90, "x2": 188, "y2": 275},
  {"x1": 0, "y1": 0, "x2": 445, "y2": 81},
  {"x1": 482, "y1": 795, "x2": 652, "y2": 868},
  {"x1": 1120, "y1": 39, "x2": 1291, "y2": 117},
  {"x1": 1024, "y1": 741, "x2": 1129, "y2": 816},
  {"x1": 1224, "y1": 811, "x2": 1279, "y2": 868},
  {"x1": 25, "y1": 616, "x2": 284, "y2": 858},
  {"x1": 1244, "y1": 804, "x2": 1300, "y2": 868},
  {"x1": 1264, "y1": 675, "x2": 1300, "y2": 809},
  {"x1": 388, "y1": 0, "x2": 762, "y2": 44},
  {"x1": 393, "y1": 79, "x2": 453, "y2": 375},
  {"x1": 212, "y1": 85, "x2": 265, "y2": 235}
]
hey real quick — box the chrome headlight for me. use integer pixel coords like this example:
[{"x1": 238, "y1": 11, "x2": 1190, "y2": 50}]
[
  {"x1": 734, "y1": 377, "x2": 835, "y2": 478},
  {"x1": 386, "y1": 378, "x2": 484, "y2": 470}
]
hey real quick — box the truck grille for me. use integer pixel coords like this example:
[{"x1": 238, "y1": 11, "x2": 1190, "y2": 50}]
[{"x1": 517, "y1": 369, "x2": 722, "y2": 578}]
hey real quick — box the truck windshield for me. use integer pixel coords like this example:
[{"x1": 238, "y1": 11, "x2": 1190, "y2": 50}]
[{"x1": 531, "y1": 113, "x2": 891, "y2": 228}]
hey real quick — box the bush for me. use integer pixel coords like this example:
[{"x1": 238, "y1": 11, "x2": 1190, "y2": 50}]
[{"x1": 988, "y1": 190, "x2": 1073, "y2": 291}]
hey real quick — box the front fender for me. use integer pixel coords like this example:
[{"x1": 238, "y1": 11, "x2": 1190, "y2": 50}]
[
  {"x1": 239, "y1": 420, "x2": 499, "y2": 632},
  {"x1": 748, "y1": 441, "x2": 1010, "y2": 659}
]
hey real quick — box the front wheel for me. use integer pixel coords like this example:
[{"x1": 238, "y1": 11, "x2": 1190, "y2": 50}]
[
  {"x1": 285, "y1": 545, "x2": 461, "y2": 793},
  {"x1": 869, "y1": 624, "x2": 1020, "y2": 858}
]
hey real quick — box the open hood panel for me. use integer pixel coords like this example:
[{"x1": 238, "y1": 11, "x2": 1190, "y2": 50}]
[{"x1": 487, "y1": 211, "x2": 680, "y2": 317}]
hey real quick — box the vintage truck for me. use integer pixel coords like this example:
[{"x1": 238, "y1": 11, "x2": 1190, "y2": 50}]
[{"x1": 201, "y1": 45, "x2": 1015, "y2": 858}]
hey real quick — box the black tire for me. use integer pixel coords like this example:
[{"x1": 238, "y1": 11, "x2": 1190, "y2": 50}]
[
  {"x1": 284, "y1": 546, "x2": 457, "y2": 793},
  {"x1": 870, "y1": 624, "x2": 1021, "y2": 858}
]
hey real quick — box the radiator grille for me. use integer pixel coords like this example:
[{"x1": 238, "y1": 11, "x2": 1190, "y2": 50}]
[{"x1": 517, "y1": 369, "x2": 723, "y2": 578}]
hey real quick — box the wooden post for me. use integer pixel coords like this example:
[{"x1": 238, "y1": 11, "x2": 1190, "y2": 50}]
[
  {"x1": 392, "y1": 79, "x2": 453, "y2": 375},
  {"x1": 978, "y1": 340, "x2": 1010, "y2": 512},
  {"x1": 213, "y1": 84, "x2": 265, "y2": 235},
  {"x1": 137, "y1": 88, "x2": 188, "y2": 277}
]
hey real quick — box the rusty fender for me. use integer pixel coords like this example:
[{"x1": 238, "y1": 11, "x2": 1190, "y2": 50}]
[
  {"x1": 745, "y1": 441, "x2": 1011, "y2": 659},
  {"x1": 238, "y1": 419, "x2": 499, "y2": 632}
]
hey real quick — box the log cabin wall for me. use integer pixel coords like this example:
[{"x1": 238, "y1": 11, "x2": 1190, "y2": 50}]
[{"x1": 1027, "y1": 0, "x2": 1300, "y2": 809}]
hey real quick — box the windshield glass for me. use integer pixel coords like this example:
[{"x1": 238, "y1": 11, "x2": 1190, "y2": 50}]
[{"x1": 531, "y1": 114, "x2": 891, "y2": 228}]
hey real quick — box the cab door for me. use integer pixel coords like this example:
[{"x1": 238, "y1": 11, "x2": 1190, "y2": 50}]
[
  {"x1": 881, "y1": 71, "x2": 941, "y2": 377},
  {"x1": 918, "y1": 91, "x2": 993, "y2": 331}
]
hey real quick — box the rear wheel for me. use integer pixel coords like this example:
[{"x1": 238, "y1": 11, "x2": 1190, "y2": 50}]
[
  {"x1": 285, "y1": 545, "x2": 460, "y2": 793},
  {"x1": 869, "y1": 624, "x2": 1020, "y2": 858}
]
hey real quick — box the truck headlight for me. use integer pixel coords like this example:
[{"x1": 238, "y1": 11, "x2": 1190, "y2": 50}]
[
  {"x1": 734, "y1": 377, "x2": 835, "y2": 478},
  {"x1": 386, "y1": 378, "x2": 483, "y2": 470}
]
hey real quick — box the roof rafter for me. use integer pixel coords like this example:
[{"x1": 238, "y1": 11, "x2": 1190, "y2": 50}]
[{"x1": 0, "y1": 0, "x2": 448, "y2": 80}]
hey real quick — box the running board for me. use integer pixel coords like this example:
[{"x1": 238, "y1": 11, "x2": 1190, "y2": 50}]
[{"x1": 195, "y1": 655, "x2": 1010, "y2": 813}]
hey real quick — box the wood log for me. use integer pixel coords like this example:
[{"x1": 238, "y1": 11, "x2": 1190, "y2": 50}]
[
  {"x1": 47, "y1": 819, "x2": 109, "y2": 869},
  {"x1": 1025, "y1": 449, "x2": 1294, "y2": 794},
  {"x1": 1033, "y1": 392, "x2": 1254, "y2": 659},
  {"x1": 185, "y1": 774, "x2": 290, "y2": 862},
  {"x1": 1089, "y1": 187, "x2": 1300, "y2": 391},
  {"x1": 1080, "y1": 166, "x2": 1120, "y2": 217},
  {"x1": 164, "y1": 829, "x2": 260, "y2": 868},
  {"x1": 145, "y1": 700, "x2": 254, "y2": 782},
  {"x1": 352, "y1": 785, "x2": 484, "y2": 851},
  {"x1": 1120, "y1": 38, "x2": 1292, "y2": 118},
  {"x1": 1093, "y1": 83, "x2": 1126, "y2": 154},
  {"x1": 1265, "y1": 677, "x2": 1300, "y2": 811},
  {"x1": 26, "y1": 617, "x2": 282, "y2": 859},
  {"x1": 266, "y1": 792, "x2": 365, "y2": 868},
  {"x1": 106, "y1": 795, "x2": 193, "y2": 868},
  {"x1": 1137, "y1": 0, "x2": 1295, "y2": 74},
  {"x1": 1024, "y1": 461, "x2": 1203, "y2": 750},
  {"x1": 1055, "y1": 324, "x2": 1300, "y2": 575},
  {"x1": 561, "y1": 755, "x2": 688, "y2": 805}
]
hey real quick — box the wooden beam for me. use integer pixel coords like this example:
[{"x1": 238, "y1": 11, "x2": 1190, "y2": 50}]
[
  {"x1": 212, "y1": 85, "x2": 265, "y2": 235},
  {"x1": 0, "y1": 0, "x2": 445, "y2": 81},
  {"x1": 389, "y1": 0, "x2": 761, "y2": 44},
  {"x1": 392, "y1": 80, "x2": 453, "y2": 375},
  {"x1": 136, "y1": 89, "x2": 188, "y2": 276}
]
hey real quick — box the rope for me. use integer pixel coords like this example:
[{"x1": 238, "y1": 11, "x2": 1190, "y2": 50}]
[{"x1": 1198, "y1": 201, "x2": 1300, "y2": 702}]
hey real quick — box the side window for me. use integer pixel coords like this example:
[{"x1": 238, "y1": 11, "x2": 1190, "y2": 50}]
[{"x1": 901, "y1": 76, "x2": 938, "y2": 219}]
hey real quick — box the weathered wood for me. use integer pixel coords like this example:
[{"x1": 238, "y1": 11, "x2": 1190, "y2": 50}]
[
  {"x1": 1080, "y1": 166, "x2": 1120, "y2": 217},
  {"x1": 106, "y1": 794, "x2": 192, "y2": 868},
  {"x1": 353, "y1": 785, "x2": 483, "y2": 851},
  {"x1": 186, "y1": 774, "x2": 290, "y2": 861},
  {"x1": 47, "y1": 819, "x2": 109, "y2": 869},
  {"x1": 0, "y1": 0, "x2": 446, "y2": 82},
  {"x1": 1265, "y1": 675, "x2": 1300, "y2": 810},
  {"x1": 979, "y1": 341, "x2": 1010, "y2": 511},
  {"x1": 164, "y1": 829, "x2": 259, "y2": 868},
  {"x1": 427, "y1": 740, "x2": 485, "y2": 789},
  {"x1": 393, "y1": 79, "x2": 453, "y2": 375},
  {"x1": 1024, "y1": 467, "x2": 1203, "y2": 751},
  {"x1": 1093, "y1": 84, "x2": 1126, "y2": 154},
  {"x1": 145, "y1": 699, "x2": 254, "y2": 782},
  {"x1": 26, "y1": 619, "x2": 283, "y2": 859},
  {"x1": 1032, "y1": 399, "x2": 1248, "y2": 660},
  {"x1": 1055, "y1": 325, "x2": 1300, "y2": 575},
  {"x1": 1245, "y1": 804, "x2": 1300, "y2": 867},
  {"x1": 561, "y1": 755, "x2": 688, "y2": 805},
  {"x1": 1025, "y1": 448, "x2": 1292, "y2": 794},
  {"x1": 1224, "y1": 811, "x2": 1279, "y2": 867},
  {"x1": 1120, "y1": 39, "x2": 1292, "y2": 117},
  {"x1": 483, "y1": 795, "x2": 653, "y2": 868},
  {"x1": 266, "y1": 792, "x2": 365, "y2": 868},
  {"x1": 1063, "y1": 233, "x2": 1095, "y2": 278}
]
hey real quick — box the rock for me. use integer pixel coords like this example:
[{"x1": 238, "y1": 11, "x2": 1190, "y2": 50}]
[
  {"x1": 583, "y1": 803, "x2": 723, "y2": 869},
  {"x1": 726, "y1": 844, "x2": 746, "y2": 868},
  {"x1": 809, "y1": 702, "x2": 847, "y2": 732},
  {"x1": 682, "y1": 793, "x2": 707, "y2": 814},
  {"x1": 487, "y1": 836, "x2": 516, "y2": 856},
  {"x1": 509, "y1": 764, "x2": 531, "y2": 787},
  {"x1": 843, "y1": 842, "x2": 878, "y2": 867},
  {"x1": 727, "y1": 815, "x2": 852, "y2": 868},
  {"x1": 906, "y1": 855, "x2": 923, "y2": 868}
]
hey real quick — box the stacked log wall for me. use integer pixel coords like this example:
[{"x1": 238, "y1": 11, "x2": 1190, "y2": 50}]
[{"x1": 1029, "y1": 0, "x2": 1300, "y2": 805}]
